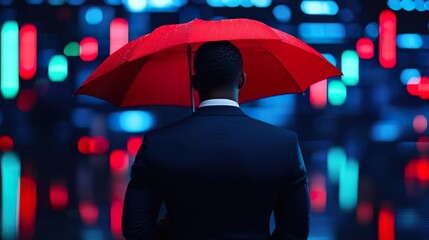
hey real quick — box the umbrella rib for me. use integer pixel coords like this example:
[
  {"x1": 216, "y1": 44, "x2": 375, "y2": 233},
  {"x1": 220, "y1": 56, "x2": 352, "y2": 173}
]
[
  {"x1": 270, "y1": 28, "x2": 342, "y2": 77},
  {"x1": 253, "y1": 41, "x2": 304, "y2": 93},
  {"x1": 117, "y1": 56, "x2": 153, "y2": 107}
]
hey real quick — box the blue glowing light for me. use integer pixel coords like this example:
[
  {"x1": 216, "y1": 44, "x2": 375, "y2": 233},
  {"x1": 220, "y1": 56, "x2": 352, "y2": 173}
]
[
  {"x1": 341, "y1": 50, "x2": 359, "y2": 86},
  {"x1": 252, "y1": 0, "x2": 271, "y2": 8},
  {"x1": 327, "y1": 147, "x2": 347, "y2": 184},
  {"x1": 207, "y1": 0, "x2": 223, "y2": 7},
  {"x1": 339, "y1": 8, "x2": 354, "y2": 22},
  {"x1": 71, "y1": 108, "x2": 93, "y2": 128},
  {"x1": 26, "y1": 0, "x2": 44, "y2": 4},
  {"x1": 339, "y1": 158, "x2": 359, "y2": 211},
  {"x1": 242, "y1": 94, "x2": 296, "y2": 127},
  {"x1": 67, "y1": 0, "x2": 85, "y2": 5},
  {"x1": 85, "y1": 7, "x2": 103, "y2": 25},
  {"x1": 298, "y1": 23, "x2": 345, "y2": 43},
  {"x1": 388, "y1": 0, "x2": 429, "y2": 11},
  {"x1": 402, "y1": 0, "x2": 415, "y2": 11},
  {"x1": 108, "y1": 111, "x2": 154, "y2": 133},
  {"x1": 150, "y1": 0, "x2": 181, "y2": 8},
  {"x1": 396, "y1": 209, "x2": 419, "y2": 230},
  {"x1": 397, "y1": 34, "x2": 423, "y2": 49},
  {"x1": 0, "y1": 0, "x2": 13, "y2": 5},
  {"x1": 123, "y1": 0, "x2": 148, "y2": 12},
  {"x1": 364, "y1": 22, "x2": 379, "y2": 39},
  {"x1": 104, "y1": 0, "x2": 121, "y2": 5},
  {"x1": 122, "y1": 0, "x2": 186, "y2": 12},
  {"x1": 206, "y1": 0, "x2": 270, "y2": 8},
  {"x1": 82, "y1": 229, "x2": 104, "y2": 240},
  {"x1": 400, "y1": 69, "x2": 420, "y2": 85},
  {"x1": 301, "y1": 0, "x2": 338, "y2": 15},
  {"x1": 322, "y1": 53, "x2": 337, "y2": 66},
  {"x1": 328, "y1": 80, "x2": 347, "y2": 106},
  {"x1": 120, "y1": 111, "x2": 153, "y2": 132},
  {"x1": 224, "y1": 0, "x2": 240, "y2": 7},
  {"x1": 415, "y1": 0, "x2": 426, "y2": 11},
  {"x1": 371, "y1": 121, "x2": 401, "y2": 141},
  {"x1": 211, "y1": 16, "x2": 226, "y2": 20},
  {"x1": 387, "y1": 0, "x2": 401, "y2": 11},
  {"x1": 240, "y1": 0, "x2": 252, "y2": 8},
  {"x1": 273, "y1": 5, "x2": 291, "y2": 23},
  {"x1": 48, "y1": 0, "x2": 66, "y2": 5},
  {"x1": 1, "y1": 152, "x2": 21, "y2": 240}
]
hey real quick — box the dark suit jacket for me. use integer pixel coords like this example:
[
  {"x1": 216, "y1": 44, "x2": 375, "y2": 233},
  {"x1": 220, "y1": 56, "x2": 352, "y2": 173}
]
[{"x1": 122, "y1": 106, "x2": 310, "y2": 240}]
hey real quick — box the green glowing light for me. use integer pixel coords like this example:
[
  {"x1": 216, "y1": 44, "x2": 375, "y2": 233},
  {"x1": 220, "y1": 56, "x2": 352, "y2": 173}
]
[
  {"x1": 64, "y1": 42, "x2": 79, "y2": 57},
  {"x1": 48, "y1": 55, "x2": 68, "y2": 82},
  {"x1": 1, "y1": 21, "x2": 19, "y2": 99},
  {"x1": 341, "y1": 50, "x2": 359, "y2": 86},
  {"x1": 328, "y1": 80, "x2": 347, "y2": 106},
  {"x1": 1, "y1": 152, "x2": 21, "y2": 239},
  {"x1": 339, "y1": 158, "x2": 359, "y2": 211},
  {"x1": 47, "y1": 0, "x2": 66, "y2": 5},
  {"x1": 327, "y1": 147, "x2": 347, "y2": 184}
]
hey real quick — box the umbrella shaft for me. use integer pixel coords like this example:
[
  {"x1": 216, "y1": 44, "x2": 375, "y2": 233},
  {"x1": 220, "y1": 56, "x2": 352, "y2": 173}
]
[{"x1": 188, "y1": 44, "x2": 195, "y2": 113}]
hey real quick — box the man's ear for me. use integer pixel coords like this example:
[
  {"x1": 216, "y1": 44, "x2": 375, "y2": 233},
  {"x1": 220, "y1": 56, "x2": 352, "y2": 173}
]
[
  {"x1": 191, "y1": 75, "x2": 199, "y2": 90},
  {"x1": 238, "y1": 72, "x2": 246, "y2": 89}
]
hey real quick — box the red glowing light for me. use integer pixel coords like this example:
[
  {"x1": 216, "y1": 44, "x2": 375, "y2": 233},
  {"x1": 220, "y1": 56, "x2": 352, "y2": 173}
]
[
  {"x1": 416, "y1": 157, "x2": 429, "y2": 183},
  {"x1": 17, "y1": 89, "x2": 37, "y2": 112},
  {"x1": 110, "y1": 150, "x2": 129, "y2": 173},
  {"x1": 407, "y1": 77, "x2": 420, "y2": 96},
  {"x1": 111, "y1": 199, "x2": 123, "y2": 236},
  {"x1": 356, "y1": 38, "x2": 374, "y2": 59},
  {"x1": 19, "y1": 176, "x2": 37, "y2": 238},
  {"x1": 19, "y1": 24, "x2": 37, "y2": 80},
  {"x1": 110, "y1": 18, "x2": 128, "y2": 55},
  {"x1": 127, "y1": 136, "x2": 143, "y2": 156},
  {"x1": 407, "y1": 77, "x2": 429, "y2": 100},
  {"x1": 78, "y1": 136, "x2": 109, "y2": 155},
  {"x1": 416, "y1": 136, "x2": 429, "y2": 152},
  {"x1": 0, "y1": 135, "x2": 14, "y2": 151},
  {"x1": 404, "y1": 159, "x2": 418, "y2": 197},
  {"x1": 80, "y1": 37, "x2": 98, "y2": 61},
  {"x1": 357, "y1": 201, "x2": 373, "y2": 225},
  {"x1": 50, "y1": 181, "x2": 68, "y2": 211},
  {"x1": 79, "y1": 201, "x2": 99, "y2": 226},
  {"x1": 378, "y1": 204, "x2": 395, "y2": 240},
  {"x1": 413, "y1": 115, "x2": 427, "y2": 133},
  {"x1": 309, "y1": 174, "x2": 326, "y2": 213},
  {"x1": 379, "y1": 10, "x2": 396, "y2": 68},
  {"x1": 309, "y1": 79, "x2": 327, "y2": 109},
  {"x1": 404, "y1": 160, "x2": 417, "y2": 181}
]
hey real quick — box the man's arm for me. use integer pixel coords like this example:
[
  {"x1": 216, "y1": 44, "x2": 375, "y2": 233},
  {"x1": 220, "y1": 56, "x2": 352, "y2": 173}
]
[
  {"x1": 271, "y1": 134, "x2": 310, "y2": 240},
  {"x1": 122, "y1": 136, "x2": 162, "y2": 240}
]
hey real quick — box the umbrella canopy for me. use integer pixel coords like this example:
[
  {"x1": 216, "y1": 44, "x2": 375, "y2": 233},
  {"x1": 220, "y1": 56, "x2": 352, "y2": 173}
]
[{"x1": 75, "y1": 18, "x2": 342, "y2": 108}]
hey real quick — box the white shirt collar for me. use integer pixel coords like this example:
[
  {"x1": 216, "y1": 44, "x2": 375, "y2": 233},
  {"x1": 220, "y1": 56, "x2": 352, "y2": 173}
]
[{"x1": 198, "y1": 99, "x2": 239, "y2": 108}]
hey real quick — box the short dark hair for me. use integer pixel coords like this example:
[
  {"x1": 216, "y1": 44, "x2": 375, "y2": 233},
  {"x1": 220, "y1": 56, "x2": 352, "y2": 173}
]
[{"x1": 194, "y1": 41, "x2": 242, "y2": 90}]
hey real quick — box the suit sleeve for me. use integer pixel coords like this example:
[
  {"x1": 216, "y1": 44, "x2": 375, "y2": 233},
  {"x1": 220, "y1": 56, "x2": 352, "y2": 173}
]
[
  {"x1": 271, "y1": 133, "x2": 310, "y2": 240},
  {"x1": 122, "y1": 135, "x2": 163, "y2": 240}
]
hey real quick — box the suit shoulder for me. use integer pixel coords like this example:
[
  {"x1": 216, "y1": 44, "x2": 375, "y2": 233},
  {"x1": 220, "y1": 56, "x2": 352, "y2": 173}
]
[
  {"x1": 142, "y1": 116, "x2": 193, "y2": 138},
  {"x1": 245, "y1": 116, "x2": 298, "y2": 139}
]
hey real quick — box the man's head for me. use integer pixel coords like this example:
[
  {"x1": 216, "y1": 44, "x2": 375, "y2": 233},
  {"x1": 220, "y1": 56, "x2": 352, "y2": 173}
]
[{"x1": 192, "y1": 41, "x2": 245, "y2": 101}]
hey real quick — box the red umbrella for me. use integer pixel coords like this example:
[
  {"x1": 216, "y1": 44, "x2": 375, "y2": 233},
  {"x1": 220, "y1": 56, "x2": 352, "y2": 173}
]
[{"x1": 75, "y1": 18, "x2": 341, "y2": 109}]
